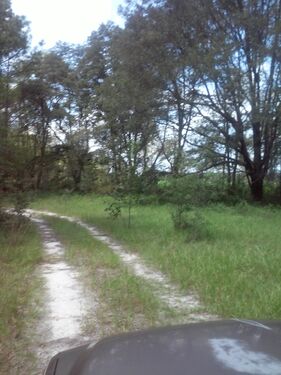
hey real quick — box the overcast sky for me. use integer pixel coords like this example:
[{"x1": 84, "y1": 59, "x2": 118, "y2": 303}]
[{"x1": 11, "y1": 0, "x2": 125, "y2": 48}]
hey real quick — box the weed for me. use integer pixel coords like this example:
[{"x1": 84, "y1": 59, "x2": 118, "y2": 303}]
[
  {"x1": 45, "y1": 217, "x2": 166, "y2": 334},
  {"x1": 13, "y1": 192, "x2": 30, "y2": 215},
  {"x1": 105, "y1": 201, "x2": 122, "y2": 220},
  {"x1": 32, "y1": 194, "x2": 281, "y2": 319},
  {"x1": 105, "y1": 194, "x2": 137, "y2": 227},
  {"x1": 0, "y1": 219, "x2": 42, "y2": 373},
  {"x1": 171, "y1": 205, "x2": 210, "y2": 241}
]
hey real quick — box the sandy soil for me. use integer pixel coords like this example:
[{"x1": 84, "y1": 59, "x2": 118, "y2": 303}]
[
  {"x1": 8, "y1": 208, "x2": 217, "y2": 374},
  {"x1": 27, "y1": 209, "x2": 216, "y2": 321},
  {"x1": 13, "y1": 215, "x2": 101, "y2": 375}
]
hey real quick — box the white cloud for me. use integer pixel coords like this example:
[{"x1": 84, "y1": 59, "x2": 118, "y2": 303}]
[{"x1": 11, "y1": 0, "x2": 125, "y2": 48}]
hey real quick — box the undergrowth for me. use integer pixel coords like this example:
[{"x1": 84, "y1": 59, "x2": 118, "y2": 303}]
[
  {"x1": 45, "y1": 217, "x2": 172, "y2": 336},
  {"x1": 0, "y1": 215, "x2": 42, "y2": 373},
  {"x1": 32, "y1": 194, "x2": 281, "y2": 319}
]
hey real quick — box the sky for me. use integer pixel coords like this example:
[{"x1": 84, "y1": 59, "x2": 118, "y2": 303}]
[{"x1": 11, "y1": 0, "x2": 125, "y2": 48}]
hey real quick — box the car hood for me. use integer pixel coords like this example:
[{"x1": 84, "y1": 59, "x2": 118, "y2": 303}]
[{"x1": 45, "y1": 320, "x2": 281, "y2": 375}]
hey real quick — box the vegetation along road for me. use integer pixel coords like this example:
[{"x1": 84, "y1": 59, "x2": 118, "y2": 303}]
[
  {"x1": 2, "y1": 0, "x2": 281, "y2": 373},
  {"x1": 2, "y1": 195, "x2": 281, "y2": 373},
  {"x1": 6, "y1": 205, "x2": 216, "y2": 374},
  {"x1": 4, "y1": 195, "x2": 281, "y2": 374}
]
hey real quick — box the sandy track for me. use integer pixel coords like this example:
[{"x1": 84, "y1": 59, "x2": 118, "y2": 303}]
[
  {"x1": 19, "y1": 215, "x2": 100, "y2": 374},
  {"x1": 27, "y1": 209, "x2": 216, "y2": 322}
]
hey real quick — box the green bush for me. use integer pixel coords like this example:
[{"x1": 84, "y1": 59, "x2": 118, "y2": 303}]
[
  {"x1": 13, "y1": 192, "x2": 30, "y2": 215},
  {"x1": 157, "y1": 174, "x2": 248, "y2": 206},
  {"x1": 137, "y1": 195, "x2": 159, "y2": 206},
  {"x1": 171, "y1": 204, "x2": 210, "y2": 241},
  {"x1": 158, "y1": 175, "x2": 208, "y2": 205},
  {"x1": 105, "y1": 201, "x2": 122, "y2": 219}
]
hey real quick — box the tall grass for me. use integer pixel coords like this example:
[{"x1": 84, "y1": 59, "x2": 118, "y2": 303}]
[
  {"x1": 0, "y1": 215, "x2": 42, "y2": 372},
  {"x1": 45, "y1": 217, "x2": 170, "y2": 335},
  {"x1": 32, "y1": 194, "x2": 281, "y2": 319}
]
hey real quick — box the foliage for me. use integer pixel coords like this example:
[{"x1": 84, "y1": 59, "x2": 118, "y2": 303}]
[
  {"x1": 171, "y1": 204, "x2": 210, "y2": 241},
  {"x1": 46, "y1": 217, "x2": 162, "y2": 332},
  {"x1": 137, "y1": 194, "x2": 159, "y2": 206},
  {"x1": 0, "y1": 0, "x2": 29, "y2": 195},
  {"x1": 157, "y1": 174, "x2": 250, "y2": 206},
  {"x1": 2, "y1": 0, "x2": 281, "y2": 202},
  {"x1": 105, "y1": 191, "x2": 137, "y2": 227},
  {"x1": 32, "y1": 194, "x2": 281, "y2": 318},
  {"x1": 0, "y1": 218, "x2": 41, "y2": 373},
  {"x1": 158, "y1": 176, "x2": 211, "y2": 239},
  {"x1": 12, "y1": 192, "x2": 30, "y2": 215},
  {"x1": 0, "y1": 0, "x2": 28, "y2": 57},
  {"x1": 192, "y1": 0, "x2": 281, "y2": 201},
  {"x1": 158, "y1": 175, "x2": 214, "y2": 205},
  {"x1": 105, "y1": 201, "x2": 122, "y2": 220}
]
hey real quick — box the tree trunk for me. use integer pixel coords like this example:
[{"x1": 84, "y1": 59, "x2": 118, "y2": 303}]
[
  {"x1": 248, "y1": 173, "x2": 264, "y2": 202},
  {"x1": 71, "y1": 168, "x2": 81, "y2": 191}
]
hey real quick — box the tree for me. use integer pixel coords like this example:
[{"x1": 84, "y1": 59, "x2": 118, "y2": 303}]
[
  {"x1": 80, "y1": 23, "x2": 161, "y2": 189},
  {"x1": 50, "y1": 43, "x2": 94, "y2": 191},
  {"x1": 121, "y1": 2, "x2": 200, "y2": 175},
  {"x1": 0, "y1": 0, "x2": 29, "y2": 192},
  {"x1": 193, "y1": 0, "x2": 281, "y2": 201},
  {"x1": 17, "y1": 51, "x2": 70, "y2": 189},
  {"x1": 0, "y1": 0, "x2": 28, "y2": 135},
  {"x1": 123, "y1": 0, "x2": 281, "y2": 201}
]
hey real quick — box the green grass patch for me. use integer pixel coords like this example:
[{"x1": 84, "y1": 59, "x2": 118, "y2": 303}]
[
  {"x1": 0, "y1": 215, "x2": 42, "y2": 372},
  {"x1": 45, "y1": 217, "x2": 166, "y2": 334},
  {"x1": 32, "y1": 194, "x2": 281, "y2": 319}
]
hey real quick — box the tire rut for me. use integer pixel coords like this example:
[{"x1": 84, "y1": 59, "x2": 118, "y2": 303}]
[
  {"x1": 27, "y1": 209, "x2": 216, "y2": 322},
  {"x1": 18, "y1": 215, "x2": 101, "y2": 374}
]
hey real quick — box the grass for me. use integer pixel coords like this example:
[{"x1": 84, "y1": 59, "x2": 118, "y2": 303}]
[
  {"x1": 32, "y1": 194, "x2": 281, "y2": 319},
  {"x1": 45, "y1": 216, "x2": 171, "y2": 335},
  {"x1": 0, "y1": 214, "x2": 42, "y2": 373}
]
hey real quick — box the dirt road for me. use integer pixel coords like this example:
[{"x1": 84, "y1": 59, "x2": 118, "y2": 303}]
[{"x1": 11, "y1": 209, "x2": 215, "y2": 374}]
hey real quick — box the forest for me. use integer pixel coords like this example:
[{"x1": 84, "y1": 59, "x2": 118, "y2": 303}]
[
  {"x1": 2, "y1": 1, "x2": 281, "y2": 372},
  {"x1": 1, "y1": 0, "x2": 281, "y2": 204}
]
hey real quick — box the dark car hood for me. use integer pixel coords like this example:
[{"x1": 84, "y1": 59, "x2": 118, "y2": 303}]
[{"x1": 45, "y1": 320, "x2": 281, "y2": 375}]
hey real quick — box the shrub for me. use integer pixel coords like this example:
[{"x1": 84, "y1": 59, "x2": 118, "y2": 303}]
[
  {"x1": 157, "y1": 175, "x2": 214, "y2": 206},
  {"x1": 105, "y1": 193, "x2": 137, "y2": 228},
  {"x1": 157, "y1": 174, "x2": 249, "y2": 206},
  {"x1": 13, "y1": 192, "x2": 30, "y2": 215},
  {"x1": 105, "y1": 201, "x2": 122, "y2": 219},
  {"x1": 137, "y1": 195, "x2": 159, "y2": 206},
  {"x1": 171, "y1": 204, "x2": 210, "y2": 241}
]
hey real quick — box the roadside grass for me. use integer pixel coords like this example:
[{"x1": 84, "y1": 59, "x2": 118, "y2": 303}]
[
  {"x1": 32, "y1": 194, "x2": 281, "y2": 319},
  {"x1": 45, "y1": 217, "x2": 173, "y2": 335},
  {"x1": 0, "y1": 215, "x2": 42, "y2": 373}
]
